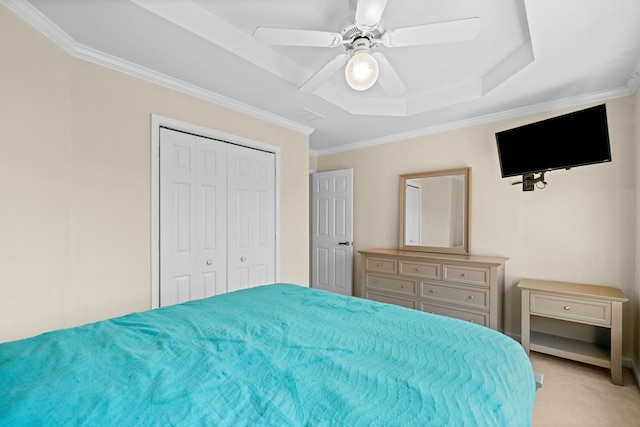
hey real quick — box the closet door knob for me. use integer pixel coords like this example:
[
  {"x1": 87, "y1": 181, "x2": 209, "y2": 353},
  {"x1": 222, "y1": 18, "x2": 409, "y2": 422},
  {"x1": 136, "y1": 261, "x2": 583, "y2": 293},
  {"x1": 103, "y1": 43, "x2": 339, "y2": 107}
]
[
  {"x1": 240, "y1": 256, "x2": 247, "y2": 262},
  {"x1": 206, "y1": 259, "x2": 213, "y2": 266}
]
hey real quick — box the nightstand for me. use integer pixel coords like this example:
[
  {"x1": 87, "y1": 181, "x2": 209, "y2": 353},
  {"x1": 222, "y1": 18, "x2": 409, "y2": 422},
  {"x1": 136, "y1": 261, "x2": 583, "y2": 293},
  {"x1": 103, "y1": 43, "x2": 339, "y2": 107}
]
[{"x1": 518, "y1": 279, "x2": 627, "y2": 385}]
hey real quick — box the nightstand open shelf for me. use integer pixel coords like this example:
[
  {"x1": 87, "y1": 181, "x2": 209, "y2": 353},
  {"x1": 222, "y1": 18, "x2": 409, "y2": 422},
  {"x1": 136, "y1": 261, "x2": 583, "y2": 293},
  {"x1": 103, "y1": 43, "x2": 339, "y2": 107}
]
[{"x1": 529, "y1": 330, "x2": 610, "y2": 368}]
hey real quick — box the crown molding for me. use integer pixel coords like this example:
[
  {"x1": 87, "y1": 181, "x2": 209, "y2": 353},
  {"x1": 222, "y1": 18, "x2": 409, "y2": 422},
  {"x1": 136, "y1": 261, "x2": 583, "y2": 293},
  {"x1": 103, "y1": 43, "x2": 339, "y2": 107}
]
[
  {"x1": 0, "y1": 0, "x2": 314, "y2": 137},
  {"x1": 314, "y1": 87, "x2": 631, "y2": 156}
]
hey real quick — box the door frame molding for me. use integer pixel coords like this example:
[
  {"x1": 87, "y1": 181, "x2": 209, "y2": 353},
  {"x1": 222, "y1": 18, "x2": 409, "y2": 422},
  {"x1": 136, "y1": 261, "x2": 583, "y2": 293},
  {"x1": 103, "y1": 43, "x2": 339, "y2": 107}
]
[{"x1": 150, "y1": 114, "x2": 281, "y2": 308}]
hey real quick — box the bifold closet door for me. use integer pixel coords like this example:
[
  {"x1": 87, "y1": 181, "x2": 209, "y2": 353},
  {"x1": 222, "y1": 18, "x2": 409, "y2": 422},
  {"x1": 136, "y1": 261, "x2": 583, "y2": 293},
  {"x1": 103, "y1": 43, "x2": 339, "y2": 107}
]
[
  {"x1": 159, "y1": 128, "x2": 276, "y2": 307},
  {"x1": 159, "y1": 128, "x2": 228, "y2": 307},
  {"x1": 226, "y1": 144, "x2": 276, "y2": 291}
]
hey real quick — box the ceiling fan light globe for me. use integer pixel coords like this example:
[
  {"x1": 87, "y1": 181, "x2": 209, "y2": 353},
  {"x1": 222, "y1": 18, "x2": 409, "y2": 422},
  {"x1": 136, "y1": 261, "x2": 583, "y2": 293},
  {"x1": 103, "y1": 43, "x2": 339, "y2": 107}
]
[{"x1": 345, "y1": 51, "x2": 379, "y2": 91}]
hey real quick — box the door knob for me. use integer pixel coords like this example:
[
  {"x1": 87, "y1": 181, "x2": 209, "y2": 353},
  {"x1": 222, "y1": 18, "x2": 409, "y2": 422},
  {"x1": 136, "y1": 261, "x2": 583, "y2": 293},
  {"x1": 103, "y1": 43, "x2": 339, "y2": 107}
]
[
  {"x1": 240, "y1": 256, "x2": 247, "y2": 262},
  {"x1": 338, "y1": 241, "x2": 352, "y2": 246},
  {"x1": 206, "y1": 259, "x2": 213, "y2": 265}
]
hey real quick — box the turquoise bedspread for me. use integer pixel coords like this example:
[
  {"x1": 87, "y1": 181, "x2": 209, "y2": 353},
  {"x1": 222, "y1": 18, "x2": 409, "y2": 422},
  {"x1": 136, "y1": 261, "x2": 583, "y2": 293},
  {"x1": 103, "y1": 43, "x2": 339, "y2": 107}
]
[{"x1": 0, "y1": 284, "x2": 536, "y2": 426}]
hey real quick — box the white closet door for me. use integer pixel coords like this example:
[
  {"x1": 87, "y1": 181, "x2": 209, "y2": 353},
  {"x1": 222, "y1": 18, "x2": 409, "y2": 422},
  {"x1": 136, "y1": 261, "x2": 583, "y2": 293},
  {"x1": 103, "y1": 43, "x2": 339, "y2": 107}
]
[
  {"x1": 159, "y1": 128, "x2": 227, "y2": 306},
  {"x1": 227, "y1": 144, "x2": 276, "y2": 291}
]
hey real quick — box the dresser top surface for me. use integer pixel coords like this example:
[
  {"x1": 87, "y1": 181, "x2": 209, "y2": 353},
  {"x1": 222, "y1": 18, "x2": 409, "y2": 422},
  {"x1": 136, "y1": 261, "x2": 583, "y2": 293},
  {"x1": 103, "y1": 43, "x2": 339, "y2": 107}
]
[
  {"x1": 358, "y1": 248, "x2": 509, "y2": 266},
  {"x1": 518, "y1": 278, "x2": 627, "y2": 301}
]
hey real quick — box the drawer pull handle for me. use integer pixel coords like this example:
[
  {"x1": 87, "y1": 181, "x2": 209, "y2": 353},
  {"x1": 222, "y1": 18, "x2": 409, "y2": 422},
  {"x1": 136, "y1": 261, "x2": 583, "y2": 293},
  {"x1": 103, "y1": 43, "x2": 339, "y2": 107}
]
[
  {"x1": 415, "y1": 268, "x2": 421, "y2": 272},
  {"x1": 372, "y1": 280, "x2": 378, "y2": 284},
  {"x1": 468, "y1": 295, "x2": 474, "y2": 300},
  {"x1": 401, "y1": 285, "x2": 407, "y2": 289},
  {"x1": 564, "y1": 305, "x2": 571, "y2": 311},
  {"x1": 376, "y1": 263, "x2": 383, "y2": 267},
  {"x1": 469, "y1": 320, "x2": 475, "y2": 323},
  {"x1": 429, "y1": 289, "x2": 436, "y2": 293},
  {"x1": 461, "y1": 273, "x2": 468, "y2": 277}
]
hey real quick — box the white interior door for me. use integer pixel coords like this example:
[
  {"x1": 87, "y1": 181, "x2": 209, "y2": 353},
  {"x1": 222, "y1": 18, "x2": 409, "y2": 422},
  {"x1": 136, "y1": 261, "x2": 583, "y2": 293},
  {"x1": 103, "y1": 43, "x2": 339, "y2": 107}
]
[
  {"x1": 159, "y1": 128, "x2": 227, "y2": 306},
  {"x1": 227, "y1": 144, "x2": 276, "y2": 291},
  {"x1": 405, "y1": 182, "x2": 421, "y2": 245},
  {"x1": 311, "y1": 169, "x2": 353, "y2": 296}
]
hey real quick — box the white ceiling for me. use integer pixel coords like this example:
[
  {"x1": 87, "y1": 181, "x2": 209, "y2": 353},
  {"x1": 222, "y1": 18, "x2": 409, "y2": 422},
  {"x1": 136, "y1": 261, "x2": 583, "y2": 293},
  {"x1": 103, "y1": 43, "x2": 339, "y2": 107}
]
[{"x1": 5, "y1": 0, "x2": 640, "y2": 154}]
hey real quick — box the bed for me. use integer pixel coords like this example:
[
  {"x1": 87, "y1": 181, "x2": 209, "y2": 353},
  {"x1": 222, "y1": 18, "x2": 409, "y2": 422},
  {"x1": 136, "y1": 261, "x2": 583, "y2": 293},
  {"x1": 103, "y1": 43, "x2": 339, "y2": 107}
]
[{"x1": 0, "y1": 284, "x2": 536, "y2": 426}]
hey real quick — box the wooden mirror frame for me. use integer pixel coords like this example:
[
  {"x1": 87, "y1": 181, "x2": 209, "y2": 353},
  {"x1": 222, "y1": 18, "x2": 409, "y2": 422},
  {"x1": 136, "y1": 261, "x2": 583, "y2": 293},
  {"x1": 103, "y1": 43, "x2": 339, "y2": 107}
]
[{"x1": 399, "y1": 167, "x2": 471, "y2": 255}]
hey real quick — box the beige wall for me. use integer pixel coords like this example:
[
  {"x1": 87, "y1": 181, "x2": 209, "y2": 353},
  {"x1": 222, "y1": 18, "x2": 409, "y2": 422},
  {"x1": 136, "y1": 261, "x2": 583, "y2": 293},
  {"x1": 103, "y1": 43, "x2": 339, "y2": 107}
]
[
  {"x1": 309, "y1": 154, "x2": 318, "y2": 172},
  {"x1": 317, "y1": 96, "x2": 637, "y2": 359},
  {"x1": 0, "y1": 7, "x2": 309, "y2": 342}
]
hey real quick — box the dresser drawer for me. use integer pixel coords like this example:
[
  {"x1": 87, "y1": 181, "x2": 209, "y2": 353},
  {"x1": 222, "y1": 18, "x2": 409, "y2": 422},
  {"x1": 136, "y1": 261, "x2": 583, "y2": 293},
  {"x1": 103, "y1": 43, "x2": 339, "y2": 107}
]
[
  {"x1": 398, "y1": 260, "x2": 440, "y2": 279},
  {"x1": 366, "y1": 274, "x2": 417, "y2": 296},
  {"x1": 421, "y1": 282, "x2": 489, "y2": 310},
  {"x1": 443, "y1": 265, "x2": 489, "y2": 287},
  {"x1": 530, "y1": 293, "x2": 611, "y2": 326},
  {"x1": 366, "y1": 291, "x2": 417, "y2": 310},
  {"x1": 420, "y1": 302, "x2": 489, "y2": 327},
  {"x1": 365, "y1": 257, "x2": 397, "y2": 274}
]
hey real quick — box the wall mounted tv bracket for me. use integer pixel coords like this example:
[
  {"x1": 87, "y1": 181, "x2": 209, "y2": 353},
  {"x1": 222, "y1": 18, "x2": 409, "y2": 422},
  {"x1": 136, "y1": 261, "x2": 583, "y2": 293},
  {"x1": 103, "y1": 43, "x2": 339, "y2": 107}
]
[{"x1": 512, "y1": 171, "x2": 547, "y2": 191}]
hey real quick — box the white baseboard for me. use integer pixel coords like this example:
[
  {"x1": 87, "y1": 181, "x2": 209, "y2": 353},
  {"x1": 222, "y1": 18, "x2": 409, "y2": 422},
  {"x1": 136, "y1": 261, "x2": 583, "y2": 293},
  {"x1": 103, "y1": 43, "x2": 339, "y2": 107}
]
[{"x1": 629, "y1": 358, "x2": 640, "y2": 389}]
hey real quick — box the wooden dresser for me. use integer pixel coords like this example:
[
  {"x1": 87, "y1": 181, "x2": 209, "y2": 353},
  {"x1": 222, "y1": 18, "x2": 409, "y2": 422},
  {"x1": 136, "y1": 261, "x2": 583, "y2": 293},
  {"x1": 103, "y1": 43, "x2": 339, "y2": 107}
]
[{"x1": 359, "y1": 248, "x2": 508, "y2": 331}]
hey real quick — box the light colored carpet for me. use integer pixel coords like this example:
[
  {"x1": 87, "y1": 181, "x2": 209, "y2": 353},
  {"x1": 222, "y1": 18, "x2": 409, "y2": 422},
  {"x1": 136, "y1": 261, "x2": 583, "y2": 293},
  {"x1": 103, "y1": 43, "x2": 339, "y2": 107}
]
[{"x1": 529, "y1": 351, "x2": 640, "y2": 427}]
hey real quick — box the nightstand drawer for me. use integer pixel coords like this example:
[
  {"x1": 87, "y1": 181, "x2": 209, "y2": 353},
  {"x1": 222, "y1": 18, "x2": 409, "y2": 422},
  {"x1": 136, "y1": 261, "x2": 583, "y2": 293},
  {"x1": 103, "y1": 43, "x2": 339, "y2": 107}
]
[
  {"x1": 399, "y1": 260, "x2": 440, "y2": 279},
  {"x1": 421, "y1": 281, "x2": 489, "y2": 310},
  {"x1": 420, "y1": 302, "x2": 489, "y2": 327},
  {"x1": 443, "y1": 265, "x2": 489, "y2": 286},
  {"x1": 365, "y1": 257, "x2": 397, "y2": 274},
  {"x1": 530, "y1": 293, "x2": 611, "y2": 326},
  {"x1": 366, "y1": 274, "x2": 417, "y2": 296}
]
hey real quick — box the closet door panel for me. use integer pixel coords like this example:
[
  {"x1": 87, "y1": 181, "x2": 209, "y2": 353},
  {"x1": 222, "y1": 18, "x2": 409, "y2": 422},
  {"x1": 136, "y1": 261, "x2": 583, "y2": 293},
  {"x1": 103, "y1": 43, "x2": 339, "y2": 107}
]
[
  {"x1": 160, "y1": 130, "x2": 196, "y2": 306},
  {"x1": 251, "y1": 150, "x2": 276, "y2": 288},
  {"x1": 160, "y1": 129, "x2": 227, "y2": 306},
  {"x1": 227, "y1": 145, "x2": 275, "y2": 290},
  {"x1": 197, "y1": 139, "x2": 228, "y2": 297}
]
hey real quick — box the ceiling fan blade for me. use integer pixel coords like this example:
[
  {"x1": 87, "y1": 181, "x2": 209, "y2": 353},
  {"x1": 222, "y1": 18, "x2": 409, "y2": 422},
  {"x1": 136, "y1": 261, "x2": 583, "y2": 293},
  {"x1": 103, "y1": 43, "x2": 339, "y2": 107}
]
[
  {"x1": 355, "y1": 0, "x2": 388, "y2": 30},
  {"x1": 372, "y1": 52, "x2": 407, "y2": 96},
  {"x1": 254, "y1": 27, "x2": 343, "y2": 48},
  {"x1": 299, "y1": 54, "x2": 349, "y2": 92},
  {"x1": 382, "y1": 17, "x2": 481, "y2": 48}
]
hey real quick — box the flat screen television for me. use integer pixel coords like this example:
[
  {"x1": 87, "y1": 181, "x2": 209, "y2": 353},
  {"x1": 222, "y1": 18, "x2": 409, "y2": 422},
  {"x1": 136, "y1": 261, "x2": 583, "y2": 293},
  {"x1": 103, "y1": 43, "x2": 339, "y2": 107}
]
[{"x1": 495, "y1": 104, "x2": 612, "y2": 178}]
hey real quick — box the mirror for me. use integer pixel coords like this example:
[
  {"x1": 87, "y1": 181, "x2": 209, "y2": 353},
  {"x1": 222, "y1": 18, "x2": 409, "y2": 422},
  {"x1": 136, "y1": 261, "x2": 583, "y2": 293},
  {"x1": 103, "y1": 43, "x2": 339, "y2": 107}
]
[{"x1": 399, "y1": 167, "x2": 470, "y2": 254}]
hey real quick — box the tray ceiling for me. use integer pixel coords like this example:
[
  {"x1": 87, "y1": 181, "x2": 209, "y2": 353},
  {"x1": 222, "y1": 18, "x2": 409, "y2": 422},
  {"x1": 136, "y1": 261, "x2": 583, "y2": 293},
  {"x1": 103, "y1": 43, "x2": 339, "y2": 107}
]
[{"x1": 4, "y1": 0, "x2": 640, "y2": 153}]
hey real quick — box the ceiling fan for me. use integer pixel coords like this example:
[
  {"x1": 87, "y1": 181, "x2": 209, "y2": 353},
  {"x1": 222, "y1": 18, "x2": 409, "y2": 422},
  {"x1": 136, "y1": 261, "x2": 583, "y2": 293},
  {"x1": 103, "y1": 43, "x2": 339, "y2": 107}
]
[{"x1": 253, "y1": 0, "x2": 481, "y2": 95}]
